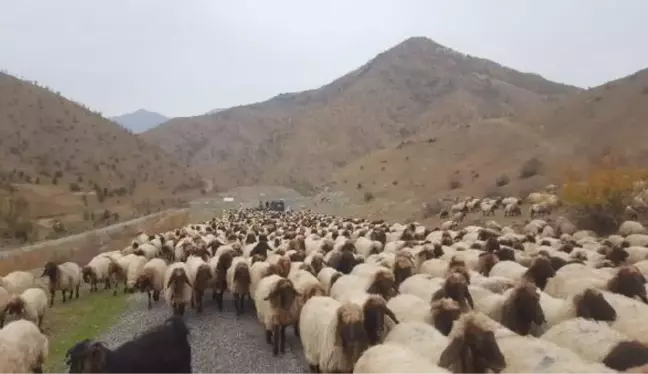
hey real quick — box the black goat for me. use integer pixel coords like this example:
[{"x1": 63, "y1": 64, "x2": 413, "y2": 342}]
[{"x1": 65, "y1": 316, "x2": 191, "y2": 373}]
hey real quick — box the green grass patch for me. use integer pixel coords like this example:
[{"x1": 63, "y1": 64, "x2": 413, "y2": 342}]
[{"x1": 42, "y1": 290, "x2": 130, "y2": 373}]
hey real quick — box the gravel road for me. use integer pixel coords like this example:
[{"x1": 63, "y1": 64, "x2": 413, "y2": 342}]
[{"x1": 99, "y1": 292, "x2": 308, "y2": 373}]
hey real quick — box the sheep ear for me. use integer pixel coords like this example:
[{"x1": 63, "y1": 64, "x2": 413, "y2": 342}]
[{"x1": 438, "y1": 337, "x2": 464, "y2": 369}]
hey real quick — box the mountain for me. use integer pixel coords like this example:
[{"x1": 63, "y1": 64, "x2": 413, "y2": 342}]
[
  {"x1": 205, "y1": 108, "x2": 225, "y2": 115},
  {"x1": 329, "y1": 67, "x2": 648, "y2": 221},
  {"x1": 110, "y1": 109, "x2": 169, "y2": 133},
  {"x1": 141, "y1": 36, "x2": 580, "y2": 193},
  {"x1": 0, "y1": 72, "x2": 204, "y2": 225}
]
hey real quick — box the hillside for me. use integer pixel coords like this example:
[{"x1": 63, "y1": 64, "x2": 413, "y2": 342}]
[
  {"x1": 0, "y1": 72, "x2": 204, "y2": 242},
  {"x1": 142, "y1": 37, "x2": 580, "y2": 192},
  {"x1": 110, "y1": 109, "x2": 169, "y2": 133},
  {"x1": 330, "y1": 67, "x2": 648, "y2": 222}
]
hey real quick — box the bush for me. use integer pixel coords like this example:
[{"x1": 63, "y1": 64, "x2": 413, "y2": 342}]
[
  {"x1": 495, "y1": 174, "x2": 510, "y2": 187},
  {"x1": 561, "y1": 160, "x2": 648, "y2": 235},
  {"x1": 363, "y1": 191, "x2": 375, "y2": 202},
  {"x1": 519, "y1": 157, "x2": 543, "y2": 179},
  {"x1": 448, "y1": 177, "x2": 462, "y2": 190},
  {"x1": 69, "y1": 182, "x2": 81, "y2": 192}
]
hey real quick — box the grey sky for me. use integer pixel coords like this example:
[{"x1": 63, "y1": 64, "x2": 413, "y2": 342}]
[{"x1": 1, "y1": 0, "x2": 647, "y2": 118}]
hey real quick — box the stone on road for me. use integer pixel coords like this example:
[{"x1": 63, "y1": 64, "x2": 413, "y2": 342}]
[{"x1": 99, "y1": 293, "x2": 307, "y2": 373}]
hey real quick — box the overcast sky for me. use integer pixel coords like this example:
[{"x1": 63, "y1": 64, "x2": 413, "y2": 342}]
[{"x1": 1, "y1": 0, "x2": 647, "y2": 118}]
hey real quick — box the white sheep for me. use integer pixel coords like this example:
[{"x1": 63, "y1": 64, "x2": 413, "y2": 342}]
[
  {"x1": 601, "y1": 290, "x2": 648, "y2": 346},
  {"x1": 316, "y1": 266, "x2": 342, "y2": 294},
  {"x1": 41, "y1": 261, "x2": 82, "y2": 306},
  {"x1": 0, "y1": 271, "x2": 36, "y2": 295},
  {"x1": 125, "y1": 255, "x2": 148, "y2": 292},
  {"x1": 0, "y1": 319, "x2": 49, "y2": 373},
  {"x1": 226, "y1": 256, "x2": 251, "y2": 316},
  {"x1": 619, "y1": 221, "x2": 647, "y2": 236},
  {"x1": 134, "y1": 258, "x2": 168, "y2": 309},
  {"x1": 299, "y1": 296, "x2": 369, "y2": 373},
  {"x1": 253, "y1": 274, "x2": 299, "y2": 355},
  {"x1": 288, "y1": 269, "x2": 325, "y2": 313},
  {"x1": 82, "y1": 256, "x2": 112, "y2": 292},
  {"x1": 163, "y1": 262, "x2": 192, "y2": 316},
  {"x1": 542, "y1": 317, "x2": 648, "y2": 371},
  {"x1": 353, "y1": 343, "x2": 450, "y2": 373},
  {"x1": 3, "y1": 288, "x2": 48, "y2": 331},
  {"x1": 386, "y1": 295, "x2": 461, "y2": 335}
]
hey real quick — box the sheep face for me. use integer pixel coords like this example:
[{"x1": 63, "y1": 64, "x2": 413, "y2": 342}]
[
  {"x1": 525, "y1": 256, "x2": 555, "y2": 290},
  {"x1": 288, "y1": 251, "x2": 306, "y2": 262},
  {"x1": 309, "y1": 256, "x2": 325, "y2": 276},
  {"x1": 245, "y1": 233, "x2": 256, "y2": 244},
  {"x1": 366, "y1": 271, "x2": 397, "y2": 301},
  {"x1": 608, "y1": 267, "x2": 648, "y2": 303},
  {"x1": 438, "y1": 324, "x2": 506, "y2": 373},
  {"x1": 439, "y1": 273, "x2": 474, "y2": 310},
  {"x1": 4, "y1": 296, "x2": 26, "y2": 317},
  {"x1": 575, "y1": 288, "x2": 617, "y2": 322},
  {"x1": 496, "y1": 247, "x2": 515, "y2": 262},
  {"x1": 431, "y1": 298, "x2": 462, "y2": 336},
  {"x1": 66, "y1": 340, "x2": 108, "y2": 373},
  {"x1": 335, "y1": 304, "x2": 369, "y2": 360},
  {"x1": 134, "y1": 272, "x2": 153, "y2": 293},
  {"x1": 264, "y1": 279, "x2": 297, "y2": 310},
  {"x1": 607, "y1": 246, "x2": 630, "y2": 266},
  {"x1": 477, "y1": 253, "x2": 499, "y2": 276},
  {"x1": 82, "y1": 266, "x2": 96, "y2": 284},
  {"x1": 166, "y1": 268, "x2": 191, "y2": 294},
  {"x1": 393, "y1": 255, "x2": 414, "y2": 287},
  {"x1": 194, "y1": 265, "x2": 213, "y2": 291},
  {"x1": 502, "y1": 283, "x2": 545, "y2": 335},
  {"x1": 362, "y1": 296, "x2": 399, "y2": 345},
  {"x1": 603, "y1": 341, "x2": 648, "y2": 372},
  {"x1": 41, "y1": 261, "x2": 60, "y2": 283}
]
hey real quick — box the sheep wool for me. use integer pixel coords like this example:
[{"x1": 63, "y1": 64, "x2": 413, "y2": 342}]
[
  {"x1": 0, "y1": 271, "x2": 36, "y2": 295},
  {"x1": 0, "y1": 319, "x2": 49, "y2": 373},
  {"x1": 4, "y1": 288, "x2": 48, "y2": 329},
  {"x1": 353, "y1": 343, "x2": 450, "y2": 373}
]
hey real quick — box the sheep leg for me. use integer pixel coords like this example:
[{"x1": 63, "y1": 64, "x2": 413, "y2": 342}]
[
  {"x1": 233, "y1": 294, "x2": 241, "y2": 316},
  {"x1": 239, "y1": 294, "x2": 245, "y2": 314},
  {"x1": 272, "y1": 325, "x2": 281, "y2": 355},
  {"x1": 177, "y1": 303, "x2": 186, "y2": 317},
  {"x1": 33, "y1": 365, "x2": 43, "y2": 374},
  {"x1": 280, "y1": 325, "x2": 287, "y2": 353},
  {"x1": 0, "y1": 312, "x2": 4, "y2": 328},
  {"x1": 49, "y1": 290, "x2": 55, "y2": 307},
  {"x1": 265, "y1": 330, "x2": 272, "y2": 345},
  {"x1": 38, "y1": 315, "x2": 43, "y2": 331},
  {"x1": 147, "y1": 291, "x2": 152, "y2": 310},
  {"x1": 293, "y1": 323, "x2": 300, "y2": 338},
  {"x1": 153, "y1": 291, "x2": 160, "y2": 302},
  {"x1": 104, "y1": 279, "x2": 111, "y2": 290},
  {"x1": 76, "y1": 285, "x2": 80, "y2": 299},
  {"x1": 215, "y1": 291, "x2": 224, "y2": 311},
  {"x1": 62, "y1": 290, "x2": 67, "y2": 303},
  {"x1": 308, "y1": 364, "x2": 320, "y2": 373},
  {"x1": 196, "y1": 290, "x2": 203, "y2": 313}
]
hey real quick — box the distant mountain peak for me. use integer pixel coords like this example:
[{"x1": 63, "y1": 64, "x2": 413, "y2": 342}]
[{"x1": 110, "y1": 109, "x2": 168, "y2": 133}]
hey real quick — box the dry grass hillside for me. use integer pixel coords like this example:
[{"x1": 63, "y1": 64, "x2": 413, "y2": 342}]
[
  {"x1": 330, "y1": 67, "x2": 648, "y2": 222},
  {"x1": 142, "y1": 37, "x2": 579, "y2": 193},
  {"x1": 0, "y1": 72, "x2": 204, "y2": 244}
]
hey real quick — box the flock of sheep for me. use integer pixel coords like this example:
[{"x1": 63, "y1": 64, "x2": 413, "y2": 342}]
[{"x1": 3, "y1": 190, "x2": 648, "y2": 373}]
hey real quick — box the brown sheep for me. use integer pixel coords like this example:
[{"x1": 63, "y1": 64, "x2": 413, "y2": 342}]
[
  {"x1": 432, "y1": 272, "x2": 474, "y2": 312},
  {"x1": 438, "y1": 312, "x2": 507, "y2": 373},
  {"x1": 521, "y1": 256, "x2": 556, "y2": 290},
  {"x1": 500, "y1": 282, "x2": 545, "y2": 336}
]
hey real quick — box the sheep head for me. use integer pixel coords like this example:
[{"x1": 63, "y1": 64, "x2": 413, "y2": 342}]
[
  {"x1": 362, "y1": 295, "x2": 399, "y2": 345},
  {"x1": 41, "y1": 261, "x2": 60, "y2": 283},
  {"x1": 194, "y1": 264, "x2": 213, "y2": 290},
  {"x1": 438, "y1": 313, "x2": 506, "y2": 373},
  {"x1": 66, "y1": 340, "x2": 110, "y2": 373},
  {"x1": 366, "y1": 270, "x2": 397, "y2": 301},
  {"x1": 574, "y1": 288, "x2": 617, "y2": 322},
  {"x1": 501, "y1": 282, "x2": 545, "y2": 335},
  {"x1": 134, "y1": 271, "x2": 153, "y2": 293},
  {"x1": 335, "y1": 303, "x2": 369, "y2": 360},
  {"x1": 82, "y1": 266, "x2": 96, "y2": 284},
  {"x1": 430, "y1": 297, "x2": 462, "y2": 336},
  {"x1": 393, "y1": 254, "x2": 414, "y2": 287},
  {"x1": 477, "y1": 252, "x2": 499, "y2": 276},
  {"x1": 438, "y1": 272, "x2": 473, "y2": 310},
  {"x1": 4, "y1": 296, "x2": 26, "y2": 316},
  {"x1": 524, "y1": 256, "x2": 556, "y2": 290},
  {"x1": 264, "y1": 278, "x2": 297, "y2": 310},
  {"x1": 608, "y1": 266, "x2": 648, "y2": 303},
  {"x1": 166, "y1": 268, "x2": 191, "y2": 293}
]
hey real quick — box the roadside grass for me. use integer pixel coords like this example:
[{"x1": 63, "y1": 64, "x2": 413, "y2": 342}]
[{"x1": 42, "y1": 289, "x2": 131, "y2": 373}]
